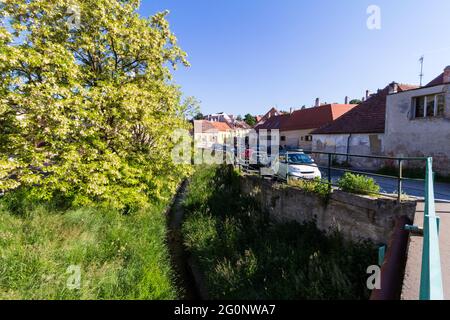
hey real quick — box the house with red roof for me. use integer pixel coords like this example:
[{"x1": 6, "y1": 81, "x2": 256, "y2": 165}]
[
  {"x1": 385, "y1": 66, "x2": 450, "y2": 175},
  {"x1": 193, "y1": 120, "x2": 232, "y2": 149},
  {"x1": 255, "y1": 102, "x2": 357, "y2": 150},
  {"x1": 255, "y1": 107, "x2": 281, "y2": 127},
  {"x1": 311, "y1": 83, "x2": 417, "y2": 169}
]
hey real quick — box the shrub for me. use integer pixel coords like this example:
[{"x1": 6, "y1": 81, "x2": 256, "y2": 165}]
[
  {"x1": 288, "y1": 178, "x2": 331, "y2": 201},
  {"x1": 338, "y1": 173, "x2": 380, "y2": 195}
]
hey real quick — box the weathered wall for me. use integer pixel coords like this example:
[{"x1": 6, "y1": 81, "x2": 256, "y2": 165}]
[
  {"x1": 312, "y1": 133, "x2": 386, "y2": 169},
  {"x1": 280, "y1": 129, "x2": 314, "y2": 149},
  {"x1": 240, "y1": 175, "x2": 416, "y2": 244},
  {"x1": 385, "y1": 84, "x2": 450, "y2": 175}
]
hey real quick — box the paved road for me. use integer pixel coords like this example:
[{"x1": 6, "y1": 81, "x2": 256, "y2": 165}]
[{"x1": 321, "y1": 169, "x2": 450, "y2": 202}]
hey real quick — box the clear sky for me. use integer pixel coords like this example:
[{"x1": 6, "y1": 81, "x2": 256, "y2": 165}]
[{"x1": 139, "y1": 0, "x2": 450, "y2": 116}]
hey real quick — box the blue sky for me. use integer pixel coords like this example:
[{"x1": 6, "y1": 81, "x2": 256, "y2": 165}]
[{"x1": 140, "y1": 0, "x2": 450, "y2": 116}]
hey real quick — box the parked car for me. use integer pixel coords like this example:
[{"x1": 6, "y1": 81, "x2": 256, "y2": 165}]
[
  {"x1": 239, "y1": 148, "x2": 270, "y2": 170},
  {"x1": 211, "y1": 143, "x2": 225, "y2": 152},
  {"x1": 275, "y1": 151, "x2": 321, "y2": 180}
]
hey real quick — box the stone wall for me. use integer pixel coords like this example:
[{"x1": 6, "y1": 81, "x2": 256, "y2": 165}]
[{"x1": 240, "y1": 174, "x2": 416, "y2": 244}]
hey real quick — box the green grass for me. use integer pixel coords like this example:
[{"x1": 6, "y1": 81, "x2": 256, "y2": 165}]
[
  {"x1": 337, "y1": 173, "x2": 380, "y2": 196},
  {"x1": 0, "y1": 193, "x2": 178, "y2": 300},
  {"x1": 182, "y1": 165, "x2": 377, "y2": 300}
]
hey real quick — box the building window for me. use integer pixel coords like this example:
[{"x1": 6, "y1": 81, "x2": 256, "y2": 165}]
[
  {"x1": 414, "y1": 96, "x2": 425, "y2": 118},
  {"x1": 413, "y1": 94, "x2": 445, "y2": 118},
  {"x1": 281, "y1": 136, "x2": 286, "y2": 142},
  {"x1": 437, "y1": 94, "x2": 445, "y2": 116},
  {"x1": 426, "y1": 95, "x2": 435, "y2": 117},
  {"x1": 304, "y1": 135, "x2": 312, "y2": 142}
]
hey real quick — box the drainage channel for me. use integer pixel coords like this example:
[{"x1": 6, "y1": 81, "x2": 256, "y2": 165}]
[{"x1": 166, "y1": 180, "x2": 202, "y2": 300}]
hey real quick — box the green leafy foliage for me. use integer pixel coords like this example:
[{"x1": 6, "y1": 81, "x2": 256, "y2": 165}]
[
  {"x1": 243, "y1": 114, "x2": 256, "y2": 126},
  {"x1": 0, "y1": 0, "x2": 192, "y2": 210},
  {"x1": 338, "y1": 173, "x2": 380, "y2": 195},
  {"x1": 182, "y1": 165, "x2": 376, "y2": 299},
  {"x1": 288, "y1": 178, "x2": 331, "y2": 202}
]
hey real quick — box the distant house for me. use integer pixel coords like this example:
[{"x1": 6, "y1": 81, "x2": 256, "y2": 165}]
[
  {"x1": 311, "y1": 84, "x2": 417, "y2": 169},
  {"x1": 203, "y1": 112, "x2": 251, "y2": 140},
  {"x1": 254, "y1": 102, "x2": 356, "y2": 150},
  {"x1": 193, "y1": 120, "x2": 232, "y2": 149},
  {"x1": 255, "y1": 107, "x2": 281, "y2": 127},
  {"x1": 204, "y1": 112, "x2": 234, "y2": 126},
  {"x1": 385, "y1": 66, "x2": 450, "y2": 175},
  {"x1": 280, "y1": 103, "x2": 357, "y2": 149}
]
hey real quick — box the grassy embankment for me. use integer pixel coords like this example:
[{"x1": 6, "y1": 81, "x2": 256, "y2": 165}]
[
  {"x1": 182, "y1": 165, "x2": 377, "y2": 300},
  {"x1": 0, "y1": 189, "x2": 179, "y2": 300}
]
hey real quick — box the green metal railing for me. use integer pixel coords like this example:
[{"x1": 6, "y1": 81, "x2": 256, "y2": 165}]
[{"x1": 419, "y1": 158, "x2": 444, "y2": 300}]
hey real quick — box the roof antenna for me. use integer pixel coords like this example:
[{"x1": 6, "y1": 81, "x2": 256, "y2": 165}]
[{"x1": 419, "y1": 55, "x2": 424, "y2": 87}]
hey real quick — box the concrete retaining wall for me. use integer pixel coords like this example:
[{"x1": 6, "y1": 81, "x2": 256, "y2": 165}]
[{"x1": 240, "y1": 175, "x2": 416, "y2": 244}]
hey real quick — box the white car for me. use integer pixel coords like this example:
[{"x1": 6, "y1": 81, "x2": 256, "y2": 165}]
[{"x1": 275, "y1": 151, "x2": 322, "y2": 180}]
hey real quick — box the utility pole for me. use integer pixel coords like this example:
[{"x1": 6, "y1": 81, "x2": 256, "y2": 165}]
[{"x1": 419, "y1": 56, "x2": 424, "y2": 87}]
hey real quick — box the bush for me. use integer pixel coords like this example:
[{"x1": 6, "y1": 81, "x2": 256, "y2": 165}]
[
  {"x1": 338, "y1": 173, "x2": 380, "y2": 195},
  {"x1": 288, "y1": 178, "x2": 331, "y2": 201}
]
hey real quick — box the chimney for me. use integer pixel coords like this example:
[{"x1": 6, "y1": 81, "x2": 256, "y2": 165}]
[
  {"x1": 315, "y1": 98, "x2": 320, "y2": 107},
  {"x1": 444, "y1": 66, "x2": 450, "y2": 83},
  {"x1": 289, "y1": 107, "x2": 293, "y2": 114},
  {"x1": 388, "y1": 82, "x2": 399, "y2": 94},
  {"x1": 345, "y1": 96, "x2": 349, "y2": 104},
  {"x1": 366, "y1": 90, "x2": 370, "y2": 99}
]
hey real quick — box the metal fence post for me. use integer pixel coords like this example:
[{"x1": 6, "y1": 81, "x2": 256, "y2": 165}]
[
  {"x1": 328, "y1": 153, "x2": 332, "y2": 185},
  {"x1": 286, "y1": 151, "x2": 289, "y2": 183},
  {"x1": 397, "y1": 159, "x2": 403, "y2": 202}
]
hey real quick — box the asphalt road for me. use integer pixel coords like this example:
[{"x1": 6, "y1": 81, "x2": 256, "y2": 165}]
[{"x1": 322, "y1": 169, "x2": 450, "y2": 202}]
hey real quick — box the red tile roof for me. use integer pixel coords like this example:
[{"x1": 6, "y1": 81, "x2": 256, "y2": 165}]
[
  {"x1": 234, "y1": 121, "x2": 252, "y2": 129},
  {"x1": 254, "y1": 114, "x2": 289, "y2": 131},
  {"x1": 194, "y1": 120, "x2": 230, "y2": 132},
  {"x1": 398, "y1": 83, "x2": 420, "y2": 91},
  {"x1": 312, "y1": 84, "x2": 416, "y2": 135},
  {"x1": 419, "y1": 66, "x2": 450, "y2": 87},
  {"x1": 210, "y1": 121, "x2": 232, "y2": 132},
  {"x1": 426, "y1": 73, "x2": 445, "y2": 87},
  {"x1": 282, "y1": 104, "x2": 356, "y2": 131},
  {"x1": 255, "y1": 104, "x2": 356, "y2": 132}
]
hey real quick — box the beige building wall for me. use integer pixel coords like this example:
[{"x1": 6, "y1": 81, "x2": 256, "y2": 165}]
[
  {"x1": 312, "y1": 133, "x2": 385, "y2": 169},
  {"x1": 280, "y1": 129, "x2": 315, "y2": 150},
  {"x1": 385, "y1": 84, "x2": 450, "y2": 175}
]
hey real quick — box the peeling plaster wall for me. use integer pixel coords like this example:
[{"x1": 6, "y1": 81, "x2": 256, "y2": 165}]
[
  {"x1": 312, "y1": 133, "x2": 386, "y2": 169},
  {"x1": 385, "y1": 84, "x2": 450, "y2": 175},
  {"x1": 280, "y1": 129, "x2": 315, "y2": 150}
]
